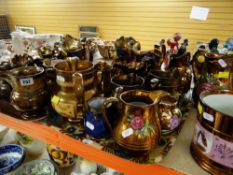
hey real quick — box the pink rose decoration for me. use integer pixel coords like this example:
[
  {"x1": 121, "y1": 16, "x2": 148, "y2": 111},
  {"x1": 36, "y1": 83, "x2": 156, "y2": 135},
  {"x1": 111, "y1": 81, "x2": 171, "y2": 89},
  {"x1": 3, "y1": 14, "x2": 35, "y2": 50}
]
[{"x1": 130, "y1": 116, "x2": 144, "y2": 130}]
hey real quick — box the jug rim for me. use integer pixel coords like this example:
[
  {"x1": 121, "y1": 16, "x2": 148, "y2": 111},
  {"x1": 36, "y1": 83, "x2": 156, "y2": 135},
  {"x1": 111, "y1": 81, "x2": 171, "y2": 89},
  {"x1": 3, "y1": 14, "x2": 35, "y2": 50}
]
[
  {"x1": 111, "y1": 74, "x2": 145, "y2": 88},
  {"x1": 200, "y1": 89, "x2": 233, "y2": 118},
  {"x1": 119, "y1": 90, "x2": 157, "y2": 108},
  {"x1": 54, "y1": 60, "x2": 94, "y2": 74},
  {"x1": 10, "y1": 66, "x2": 44, "y2": 78}
]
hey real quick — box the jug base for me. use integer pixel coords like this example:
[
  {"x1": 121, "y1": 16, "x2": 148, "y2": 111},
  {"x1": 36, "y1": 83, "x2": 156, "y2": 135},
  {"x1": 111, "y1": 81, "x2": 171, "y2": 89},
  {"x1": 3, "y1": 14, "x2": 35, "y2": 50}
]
[{"x1": 21, "y1": 108, "x2": 48, "y2": 121}]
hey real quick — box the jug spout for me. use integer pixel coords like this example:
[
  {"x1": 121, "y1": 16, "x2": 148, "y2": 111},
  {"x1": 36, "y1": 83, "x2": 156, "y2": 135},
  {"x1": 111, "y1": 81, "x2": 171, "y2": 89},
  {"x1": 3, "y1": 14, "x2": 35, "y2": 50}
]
[{"x1": 72, "y1": 72, "x2": 85, "y2": 120}]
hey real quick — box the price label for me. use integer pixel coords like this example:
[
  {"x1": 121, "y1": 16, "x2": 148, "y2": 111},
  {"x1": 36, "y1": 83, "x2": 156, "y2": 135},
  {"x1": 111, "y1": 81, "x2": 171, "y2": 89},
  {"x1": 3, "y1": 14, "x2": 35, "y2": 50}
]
[
  {"x1": 198, "y1": 102, "x2": 203, "y2": 114},
  {"x1": 51, "y1": 95, "x2": 60, "y2": 105},
  {"x1": 57, "y1": 75, "x2": 65, "y2": 82},
  {"x1": 197, "y1": 55, "x2": 205, "y2": 63},
  {"x1": 218, "y1": 59, "x2": 227, "y2": 68},
  {"x1": 20, "y1": 78, "x2": 34, "y2": 86},
  {"x1": 122, "y1": 128, "x2": 133, "y2": 138},
  {"x1": 86, "y1": 121, "x2": 95, "y2": 130},
  {"x1": 218, "y1": 72, "x2": 229, "y2": 79},
  {"x1": 203, "y1": 112, "x2": 214, "y2": 122}
]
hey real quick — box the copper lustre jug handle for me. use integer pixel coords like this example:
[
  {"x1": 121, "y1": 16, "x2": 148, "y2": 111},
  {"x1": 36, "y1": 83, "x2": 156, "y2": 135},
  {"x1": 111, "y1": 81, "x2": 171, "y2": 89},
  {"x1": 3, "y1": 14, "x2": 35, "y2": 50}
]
[
  {"x1": 72, "y1": 72, "x2": 85, "y2": 119},
  {"x1": 102, "y1": 97, "x2": 120, "y2": 134}
]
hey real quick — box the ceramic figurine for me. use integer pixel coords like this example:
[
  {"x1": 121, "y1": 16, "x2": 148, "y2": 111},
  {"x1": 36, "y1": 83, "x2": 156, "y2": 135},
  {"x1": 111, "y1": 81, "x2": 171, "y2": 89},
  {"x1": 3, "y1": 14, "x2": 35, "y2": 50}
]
[{"x1": 167, "y1": 33, "x2": 182, "y2": 55}]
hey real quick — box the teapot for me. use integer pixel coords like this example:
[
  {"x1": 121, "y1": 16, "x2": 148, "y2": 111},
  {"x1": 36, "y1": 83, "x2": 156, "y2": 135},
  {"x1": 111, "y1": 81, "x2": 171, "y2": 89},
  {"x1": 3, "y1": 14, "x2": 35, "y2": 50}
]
[
  {"x1": 103, "y1": 90, "x2": 167, "y2": 155},
  {"x1": 0, "y1": 66, "x2": 48, "y2": 118},
  {"x1": 51, "y1": 58, "x2": 96, "y2": 122}
]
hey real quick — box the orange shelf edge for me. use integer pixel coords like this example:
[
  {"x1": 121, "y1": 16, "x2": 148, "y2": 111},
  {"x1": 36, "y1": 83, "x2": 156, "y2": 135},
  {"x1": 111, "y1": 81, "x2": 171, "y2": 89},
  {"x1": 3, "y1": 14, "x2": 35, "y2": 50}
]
[{"x1": 0, "y1": 112, "x2": 185, "y2": 175}]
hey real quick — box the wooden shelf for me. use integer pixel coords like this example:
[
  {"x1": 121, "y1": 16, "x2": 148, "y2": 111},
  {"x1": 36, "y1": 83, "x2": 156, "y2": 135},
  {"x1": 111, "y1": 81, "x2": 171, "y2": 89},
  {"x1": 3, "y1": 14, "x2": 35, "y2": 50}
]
[{"x1": 0, "y1": 112, "x2": 184, "y2": 175}]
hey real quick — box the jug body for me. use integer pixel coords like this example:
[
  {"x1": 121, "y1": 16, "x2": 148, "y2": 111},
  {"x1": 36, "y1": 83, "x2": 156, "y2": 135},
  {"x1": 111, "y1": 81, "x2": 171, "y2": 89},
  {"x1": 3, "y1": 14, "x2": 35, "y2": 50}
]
[
  {"x1": 51, "y1": 59, "x2": 96, "y2": 122},
  {"x1": 158, "y1": 95, "x2": 182, "y2": 135},
  {"x1": 1, "y1": 66, "x2": 48, "y2": 112},
  {"x1": 113, "y1": 90, "x2": 161, "y2": 154}
]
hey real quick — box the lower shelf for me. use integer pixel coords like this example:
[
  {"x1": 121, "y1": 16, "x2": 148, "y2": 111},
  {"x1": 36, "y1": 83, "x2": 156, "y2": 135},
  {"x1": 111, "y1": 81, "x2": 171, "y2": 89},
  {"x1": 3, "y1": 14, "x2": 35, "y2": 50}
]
[{"x1": 0, "y1": 108, "x2": 210, "y2": 175}]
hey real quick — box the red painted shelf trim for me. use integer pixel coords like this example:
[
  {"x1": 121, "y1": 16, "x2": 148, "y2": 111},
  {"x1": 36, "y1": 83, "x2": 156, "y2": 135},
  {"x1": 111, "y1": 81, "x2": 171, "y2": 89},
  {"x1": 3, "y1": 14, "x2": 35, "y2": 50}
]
[{"x1": 0, "y1": 112, "x2": 184, "y2": 175}]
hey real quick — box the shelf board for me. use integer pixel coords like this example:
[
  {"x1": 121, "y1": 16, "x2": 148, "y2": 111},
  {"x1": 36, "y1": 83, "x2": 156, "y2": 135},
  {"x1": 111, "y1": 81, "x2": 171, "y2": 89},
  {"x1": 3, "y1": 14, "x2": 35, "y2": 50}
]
[{"x1": 0, "y1": 112, "x2": 184, "y2": 175}]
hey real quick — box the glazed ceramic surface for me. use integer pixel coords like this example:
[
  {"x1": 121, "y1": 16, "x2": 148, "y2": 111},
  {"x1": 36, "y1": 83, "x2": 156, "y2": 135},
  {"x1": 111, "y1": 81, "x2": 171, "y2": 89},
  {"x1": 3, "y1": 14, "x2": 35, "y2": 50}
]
[
  {"x1": 111, "y1": 74, "x2": 144, "y2": 95},
  {"x1": 191, "y1": 89, "x2": 233, "y2": 175},
  {"x1": 94, "y1": 61, "x2": 112, "y2": 97},
  {"x1": 85, "y1": 97, "x2": 119, "y2": 139},
  {"x1": 0, "y1": 144, "x2": 25, "y2": 174},
  {"x1": 47, "y1": 144, "x2": 77, "y2": 168},
  {"x1": 85, "y1": 97, "x2": 110, "y2": 139},
  {"x1": 158, "y1": 95, "x2": 182, "y2": 135},
  {"x1": 0, "y1": 125, "x2": 9, "y2": 141},
  {"x1": 51, "y1": 59, "x2": 95, "y2": 122},
  {"x1": 0, "y1": 66, "x2": 48, "y2": 113},
  {"x1": 15, "y1": 132, "x2": 45, "y2": 156},
  {"x1": 13, "y1": 159, "x2": 58, "y2": 175},
  {"x1": 108, "y1": 90, "x2": 166, "y2": 154}
]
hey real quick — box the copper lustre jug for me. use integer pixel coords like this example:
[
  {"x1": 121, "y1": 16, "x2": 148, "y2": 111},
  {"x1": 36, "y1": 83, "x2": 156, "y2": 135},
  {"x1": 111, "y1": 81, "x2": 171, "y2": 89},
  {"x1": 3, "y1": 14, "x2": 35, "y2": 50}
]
[
  {"x1": 104, "y1": 90, "x2": 167, "y2": 154},
  {"x1": 0, "y1": 66, "x2": 48, "y2": 117},
  {"x1": 51, "y1": 58, "x2": 96, "y2": 122}
]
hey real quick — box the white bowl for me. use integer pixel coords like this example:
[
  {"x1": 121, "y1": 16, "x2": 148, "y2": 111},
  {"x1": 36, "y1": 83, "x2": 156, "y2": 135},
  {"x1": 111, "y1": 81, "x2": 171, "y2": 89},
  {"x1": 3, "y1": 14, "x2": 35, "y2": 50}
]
[{"x1": 0, "y1": 124, "x2": 9, "y2": 141}]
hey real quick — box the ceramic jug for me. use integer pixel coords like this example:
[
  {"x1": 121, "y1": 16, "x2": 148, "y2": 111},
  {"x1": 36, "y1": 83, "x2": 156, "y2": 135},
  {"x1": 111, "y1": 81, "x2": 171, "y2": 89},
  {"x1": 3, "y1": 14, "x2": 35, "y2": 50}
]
[
  {"x1": 104, "y1": 90, "x2": 167, "y2": 154},
  {"x1": 169, "y1": 52, "x2": 192, "y2": 93},
  {"x1": 0, "y1": 66, "x2": 48, "y2": 118},
  {"x1": 158, "y1": 95, "x2": 182, "y2": 135},
  {"x1": 84, "y1": 96, "x2": 119, "y2": 139},
  {"x1": 110, "y1": 73, "x2": 145, "y2": 96},
  {"x1": 205, "y1": 53, "x2": 233, "y2": 89},
  {"x1": 94, "y1": 61, "x2": 112, "y2": 97},
  {"x1": 146, "y1": 69, "x2": 180, "y2": 96},
  {"x1": 51, "y1": 58, "x2": 96, "y2": 122}
]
